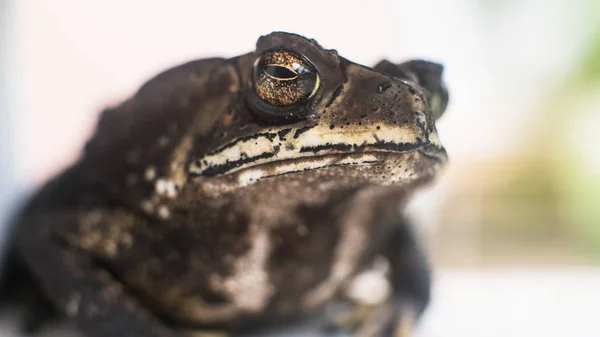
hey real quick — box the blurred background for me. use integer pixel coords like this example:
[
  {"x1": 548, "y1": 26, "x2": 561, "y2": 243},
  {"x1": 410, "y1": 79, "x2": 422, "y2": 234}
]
[{"x1": 1, "y1": 0, "x2": 599, "y2": 336}]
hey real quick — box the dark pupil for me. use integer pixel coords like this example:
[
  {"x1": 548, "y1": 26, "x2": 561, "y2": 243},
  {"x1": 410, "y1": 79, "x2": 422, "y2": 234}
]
[{"x1": 265, "y1": 65, "x2": 297, "y2": 79}]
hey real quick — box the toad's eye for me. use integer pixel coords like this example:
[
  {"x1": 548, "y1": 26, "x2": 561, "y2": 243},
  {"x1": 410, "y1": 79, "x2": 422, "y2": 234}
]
[{"x1": 253, "y1": 50, "x2": 319, "y2": 107}]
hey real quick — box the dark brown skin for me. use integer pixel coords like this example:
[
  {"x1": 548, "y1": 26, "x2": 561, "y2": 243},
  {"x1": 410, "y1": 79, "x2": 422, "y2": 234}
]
[{"x1": 1, "y1": 32, "x2": 448, "y2": 337}]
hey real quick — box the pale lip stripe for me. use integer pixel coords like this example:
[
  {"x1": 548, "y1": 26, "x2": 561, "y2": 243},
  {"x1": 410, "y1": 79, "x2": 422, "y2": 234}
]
[
  {"x1": 189, "y1": 124, "x2": 423, "y2": 177},
  {"x1": 236, "y1": 153, "x2": 380, "y2": 186}
]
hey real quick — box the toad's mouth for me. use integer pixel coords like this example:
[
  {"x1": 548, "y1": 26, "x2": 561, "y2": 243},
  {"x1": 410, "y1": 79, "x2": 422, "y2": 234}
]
[
  {"x1": 188, "y1": 124, "x2": 446, "y2": 178},
  {"x1": 233, "y1": 147, "x2": 446, "y2": 186}
]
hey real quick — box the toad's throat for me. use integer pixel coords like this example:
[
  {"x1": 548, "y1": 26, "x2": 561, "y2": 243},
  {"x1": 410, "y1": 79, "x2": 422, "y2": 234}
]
[{"x1": 189, "y1": 124, "x2": 429, "y2": 177}]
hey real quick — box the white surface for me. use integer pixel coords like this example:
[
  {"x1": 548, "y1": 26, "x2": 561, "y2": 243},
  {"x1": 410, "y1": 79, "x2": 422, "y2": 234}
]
[{"x1": 418, "y1": 267, "x2": 600, "y2": 337}]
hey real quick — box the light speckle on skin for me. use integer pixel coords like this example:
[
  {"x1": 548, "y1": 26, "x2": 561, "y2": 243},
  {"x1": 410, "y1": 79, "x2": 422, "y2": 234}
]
[
  {"x1": 155, "y1": 178, "x2": 179, "y2": 198},
  {"x1": 428, "y1": 128, "x2": 443, "y2": 148},
  {"x1": 78, "y1": 232, "x2": 103, "y2": 250},
  {"x1": 84, "y1": 211, "x2": 103, "y2": 227},
  {"x1": 157, "y1": 136, "x2": 170, "y2": 148},
  {"x1": 238, "y1": 170, "x2": 264, "y2": 187},
  {"x1": 346, "y1": 271, "x2": 391, "y2": 305},
  {"x1": 104, "y1": 241, "x2": 118, "y2": 257},
  {"x1": 157, "y1": 205, "x2": 171, "y2": 219},
  {"x1": 345, "y1": 257, "x2": 392, "y2": 306},
  {"x1": 100, "y1": 285, "x2": 121, "y2": 302},
  {"x1": 144, "y1": 166, "x2": 157, "y2": 181},
  {"x1": 296, "y1": 225, "x2": 308, "y2": 236},
  {"x1": 140, "y1": 200, "x2": 154, "y2": 214},
  {"x1": 66, "y1": 292, "x2": 81, "y2": 317}
]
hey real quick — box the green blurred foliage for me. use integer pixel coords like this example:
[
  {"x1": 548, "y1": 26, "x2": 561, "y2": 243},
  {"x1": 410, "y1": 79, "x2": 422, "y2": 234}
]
[
  {"x1": 558, "y1": 10, "x2": 600, "y2": 260},
  {"x1": 578, "y1": 43, "x2": 600, "y2": 85},
  {"x1": 576, "y1": 2, "x2": 600, "y2": 86},
  {"x1": 491, "y1": 6, "x2": 600, "y2": 263}
]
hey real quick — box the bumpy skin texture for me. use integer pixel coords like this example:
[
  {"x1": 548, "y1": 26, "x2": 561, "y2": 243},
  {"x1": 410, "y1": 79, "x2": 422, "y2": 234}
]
[{"x1": 3, "y1": 32, "x2": 448, "y2": 337}]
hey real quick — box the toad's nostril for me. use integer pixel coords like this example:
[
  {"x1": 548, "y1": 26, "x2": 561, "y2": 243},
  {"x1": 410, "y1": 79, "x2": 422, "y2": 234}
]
[
  {"x1": 415, "y1": 111, "x2": 427, "y2": 131},
  {"x1": 376, "y1": 82, "x2": 392, "y2": 94}
]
